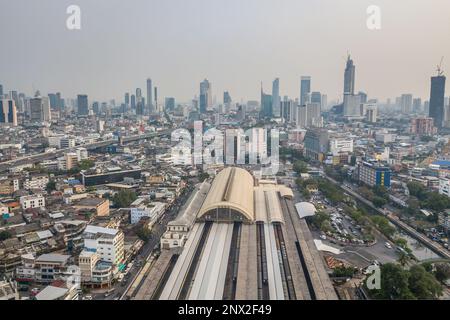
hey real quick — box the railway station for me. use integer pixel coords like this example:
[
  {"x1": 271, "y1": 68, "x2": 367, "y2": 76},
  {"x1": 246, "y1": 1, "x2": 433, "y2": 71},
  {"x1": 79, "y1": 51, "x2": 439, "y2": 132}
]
[{"x1": 135, "y1": 167, "x2": 337, "y2": 300}]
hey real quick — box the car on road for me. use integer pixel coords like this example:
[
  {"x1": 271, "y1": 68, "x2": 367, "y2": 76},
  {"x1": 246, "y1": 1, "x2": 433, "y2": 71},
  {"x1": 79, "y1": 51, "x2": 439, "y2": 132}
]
[{"x1": 385, "y1": 242, "x2": 392, "y2": 249}]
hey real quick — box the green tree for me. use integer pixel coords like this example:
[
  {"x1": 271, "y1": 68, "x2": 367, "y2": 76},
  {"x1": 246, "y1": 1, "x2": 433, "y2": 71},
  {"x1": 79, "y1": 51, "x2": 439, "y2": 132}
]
[
  {"x1": 293, "y1": 160, "x2": 308, "y2": 174},
  {"x1": 422, "y1": 192, "x2": 450, "y2": 211},
  {"x1": 373, "y1": 185, "x2": 389, "y2": 199},
  {"x1": 370, "y1": 263, "x2": 415, "y2": 300},
  {"x1": 199, "y1": 172, "x2": 210, "y2": 182},
  {"x1": 0, "y1": 231, "x2": 12, "y2": 241},
  {"x1": 136, "y1": 226, "x2": 152, "y2": 242},
  {"x1": 46, "y1": 180, "x2": 56, "y2": 193},
  {"x1": 434, "y1": 263, "x2": 450, "y2": 283},
  {"x1": 408, "y1": 265, "x2": 442, "y2": 299},
  {"x1": 78, "y1": 159, "x2": 95, "y2": 170},
  {"x1": 407, "y1": 182, "x2": 427, "y2": 201},
  {"x1": 113, "y1": 190, "x2": 138, "y2": 208},
  {"x1": 311, "y1": 211, "x2": 331, "y2": 232},
  {"x1": 332, "y1": 266, "x2": 356, "y2": 278},
  {"x1": 372, "y1": 196, "x2": 387, "y2": 208},
  {"x1": 371, "y1": 216, "x2": 396, "y2": 238}
]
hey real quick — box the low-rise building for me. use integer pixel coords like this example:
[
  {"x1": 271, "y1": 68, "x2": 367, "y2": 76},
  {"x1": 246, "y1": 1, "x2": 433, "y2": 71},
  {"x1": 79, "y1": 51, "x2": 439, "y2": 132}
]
[
  {"x1": 34, "y1": 283, "x2": 79, "y2": 300},
  {"x1": 73, "y1": 197, "x2": 110, "y2": 217},
  {"x1": 20, "y1": 194, "x2": 46, "y2": 210},
  {"x1": 82, "y1": 225, "x2": 124, "y2": 268},
  {"x1": 130, "y1": 198, "x2": 166, "y2": 225},
  {"x1": 0, "y1": 280, "x2": 19, "y2": 300},
  {"x1": 23, "y1": 174, "x2": 49, "y2": 191},
  {"x1": 439, "y1": 178, "x2": 450, "y2": 198},
  {"x1": 34, "y1": 253, "x2": 71, "y2": 283},
  {"x1": 78, "y1": 250, "x2": 113, "y2": 287}
]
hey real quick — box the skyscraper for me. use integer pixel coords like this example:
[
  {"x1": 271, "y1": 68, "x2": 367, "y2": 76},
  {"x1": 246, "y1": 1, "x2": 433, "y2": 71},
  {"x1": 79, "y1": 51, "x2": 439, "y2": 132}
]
[
  {"x1": 30, "y1": 96, "x2": 51, "y2": 122},
  {"x1": 400, "y1": 94, "x2": 413, "y2": 114},
  {"x1": 429, "y1": 75, "x2": 446, "y2": 128},
  {"x1": 281, "y1": 97, "x2": 293, "y2": 123},
  {"x1": 300, "y1": 76, "x2": 311, "y2": 106},
  {"x1": 77, "y1": 95, "x2": 89, "y2": 116},
  {"x1": 321, "y1": 94, "x2": 328, "y2": 110},
  {"x1": 343, "y1": 55, "x2": 360, "y2": 118},
  {"x1": 260, "y1": 83, "x2": 272, "y2": 118},
  {"x1": 199, "y1": 79, "x2": 212, "y2": 113},
  {"x1": 272, "y1": 78, "x2": 280, "y2": 117},
  {"x1": 147, "y1": 79, "x2": 153, "y2": 114},
  {"x1": 413, "y1": 98, "x2": 422, "y2": 113},
  {"x1": 124, "y1": 93, "x2": 130, "y2": 112},
  {"x1": 0, "y1": 84, "x2": 3, "y2": 97},
  {"x1": 165, "y1": 97, "x2": 175, "y2": 111},
  {"x1": 93, "y1": 102, "x2": 100, "y2": 115},
  {"x1": 0, "y1": 99, "x2": 17, "y2": 126},
  {"x1": 56, "y1": 92, "x2": 64, "y2": 110},
  {"x1": 223, "y1": 91, "x2": 232, "y2": 105},
  {"x1": 344, "y1": 55, "x2": 356, "y2": 96},
  {"x1": 136, "y1": 88, "x2": 142, "y2": 102},
  {"x1": 136, "y1": 88, "x2": 143, "y2": 115},
  {"x1": 48, "y1": 93, "x2": 58, "y2": 109},
  {"x1": 130, "y1": 94, "x2": 136, "y2": 110},
  {"x1": 311, "y1": 92, "x2": 322, "y2": 105}
]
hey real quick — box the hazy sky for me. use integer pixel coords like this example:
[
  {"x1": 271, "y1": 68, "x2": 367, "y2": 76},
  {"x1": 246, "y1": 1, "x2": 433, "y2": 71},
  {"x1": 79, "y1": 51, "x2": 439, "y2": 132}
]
[{"x1": 1, "y1": 0, "x2": 449, "y2": 104}]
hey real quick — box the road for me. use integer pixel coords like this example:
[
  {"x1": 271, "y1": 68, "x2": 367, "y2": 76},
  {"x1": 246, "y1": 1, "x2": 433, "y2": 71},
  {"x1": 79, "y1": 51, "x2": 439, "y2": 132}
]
[
  {"x1": 323, "y1": 175, "x2": 450, "y2": 260},
  {"x1": 111, "y1": 183, "x2": 194, "y2": 300}
]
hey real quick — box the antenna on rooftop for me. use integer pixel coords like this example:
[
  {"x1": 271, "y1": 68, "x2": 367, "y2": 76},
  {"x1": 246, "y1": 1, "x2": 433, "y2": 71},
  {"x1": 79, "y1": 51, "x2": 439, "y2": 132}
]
[{"x1": 437, "y1": 56, "x2": 444, "y2": 76}]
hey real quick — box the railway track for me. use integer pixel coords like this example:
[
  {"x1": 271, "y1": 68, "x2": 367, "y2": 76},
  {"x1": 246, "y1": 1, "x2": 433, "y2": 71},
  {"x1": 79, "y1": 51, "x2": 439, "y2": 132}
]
[
  {"x1": 282, "y1": 197, "x2": 317, "y2": 300},
  {"x1": 222, "y1": 222, "x2": 242, "y2": 300},
  {"x1": 178, "y1": 222, "x2": 213, "y2": 299},
  {"x1": 273, "y1": 222, "x2": 296, "y2": 300},
  {"x1": 256, "y1": 222, "x2": 270, "y2": 300}
]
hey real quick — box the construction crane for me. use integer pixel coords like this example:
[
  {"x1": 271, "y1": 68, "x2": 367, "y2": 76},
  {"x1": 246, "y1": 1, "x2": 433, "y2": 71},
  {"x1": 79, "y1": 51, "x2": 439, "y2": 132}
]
[{"x1": 437, "y1": 56, "x2": 444, "y2": 76}]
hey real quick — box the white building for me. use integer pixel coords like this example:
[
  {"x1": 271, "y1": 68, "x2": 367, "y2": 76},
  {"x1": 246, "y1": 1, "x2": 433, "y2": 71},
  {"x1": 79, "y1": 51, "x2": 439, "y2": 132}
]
[
  {"x1": 76, "y1": 147, "x2": 88, "y2": 161},
  {"x1": 130, "y1": 199, "x2": 166, "y2": 225},
  {"x1": 343, "y1": 94, "x2": 362, "y2": 118},
  {"x1": 306, "y1": 102, "x2": 322, "y2": 127},
  {"x1": 375, "y1": 131, "x2": 396, "y2": 143},
  {"x1": 248, "y1": 128, "x2": 267, "y2": 163},
  {"x1": 78, "y1": 250, "x2": 113, "y2": 286},
  {"x1": 48, "y1": 134, "x2": 65, "y2": 148},
  {"x1": 329, "y1": 139, "x2": 353, "y2": 156},
  {"x1": 439, "y1": 178, "x2": 450, "y2": 198},
  {"x1": 23, "y1": 174, "x2": 49, "y2": 190},
  {"x1": 20, "y1": 194, "x2": 45, "y2": 209},
  {"x1": 82, "y1": 225, "x2": 124, "y2": 267}
]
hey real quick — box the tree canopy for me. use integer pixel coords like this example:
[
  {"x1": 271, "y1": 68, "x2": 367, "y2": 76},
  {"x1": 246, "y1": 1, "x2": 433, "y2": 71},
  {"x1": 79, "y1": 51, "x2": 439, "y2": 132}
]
[
  {"x1": 369, "y1": 263, "x2": 442, "y2": 300},
  {"x1": 113, "y1": 190, "x2": 138, "y2": 208}
]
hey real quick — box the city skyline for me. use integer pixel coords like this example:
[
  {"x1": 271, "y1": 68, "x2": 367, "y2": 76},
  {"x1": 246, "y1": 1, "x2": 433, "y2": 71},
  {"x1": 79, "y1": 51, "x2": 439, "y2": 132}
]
[{"x1": 1, "y1": 0, "x2": 450, "y2": 103}]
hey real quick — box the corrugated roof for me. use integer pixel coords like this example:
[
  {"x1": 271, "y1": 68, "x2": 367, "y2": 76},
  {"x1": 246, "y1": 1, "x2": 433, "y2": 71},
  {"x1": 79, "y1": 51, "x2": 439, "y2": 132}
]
[{"x1": 198, "y1": 167, "x2": 254, "y2": 221}]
